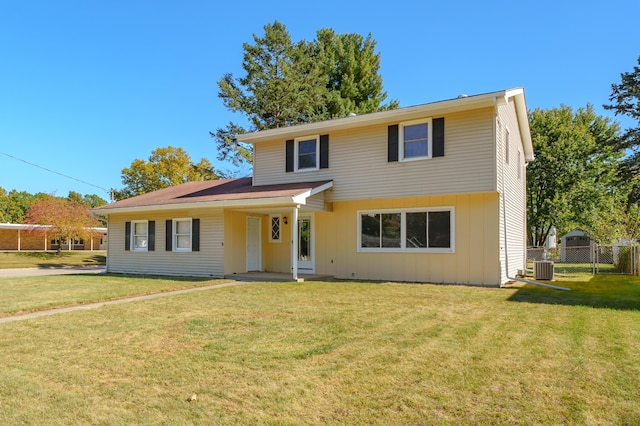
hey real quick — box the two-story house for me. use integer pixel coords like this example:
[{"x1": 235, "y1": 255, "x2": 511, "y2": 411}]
[{"x1": 95, "y1": 88, "x2": 533, "y2": 286}]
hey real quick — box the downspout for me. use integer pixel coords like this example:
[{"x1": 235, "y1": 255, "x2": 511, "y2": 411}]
[{"x1": 497, "y1": 103, "x2": 570, "y2": 291}]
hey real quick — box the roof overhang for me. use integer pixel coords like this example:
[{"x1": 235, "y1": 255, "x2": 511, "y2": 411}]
[
  {"x1": 502, "y1": 88, "x2": 534, "y2": 163},
  {"x1": 0, "y1": 223, "x2": 107, "y2": 232},
  {"x1": 238, "y1": 87, "x2": 534, "y2": 163},
  {"x1": 92, "y1": 180, "x2": 334, "y2": 215}
]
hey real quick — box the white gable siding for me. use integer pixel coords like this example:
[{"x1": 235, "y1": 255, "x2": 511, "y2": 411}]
[
  {"x1": 303, "y1": 191, "x2": 329, "y2": 211},
  {"x1": 253, "y1": 108, "x2": 496, "y2": 201},
  {"x1": 107, "y1": 209, "x2": 224, "y2": 277},
  {"x1": 497, "y1": 100, "x2": 527, "y2": 282}
]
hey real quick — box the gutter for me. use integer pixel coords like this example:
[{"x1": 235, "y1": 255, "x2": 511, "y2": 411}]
[
  {"x1": 240, "y1": 88, "x2": 524, "y2": 144},
  {"x1": 92, "y1": 196, "x2": 300, "y2": 215}
]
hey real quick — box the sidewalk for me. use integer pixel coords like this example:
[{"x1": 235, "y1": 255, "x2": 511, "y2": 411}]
[
  {"x1": 0, "y1": 265, "x2": 106, "y2": 278},
  {"x1": 0, "y1": 281, "x2": 246, "y2": 324}
]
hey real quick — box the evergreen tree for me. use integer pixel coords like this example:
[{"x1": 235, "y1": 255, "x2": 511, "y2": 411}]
[
  {"x1": 212, "y1": 21, "x2": 397, "y2": 166},
  {"x1": 604, "y1": 55, "x2": 640, "y2": 202}
]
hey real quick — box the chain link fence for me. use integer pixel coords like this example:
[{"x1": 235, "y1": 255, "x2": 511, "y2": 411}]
[{"x1": 527, "y1": 244, "x2": 638, "y2": 276}]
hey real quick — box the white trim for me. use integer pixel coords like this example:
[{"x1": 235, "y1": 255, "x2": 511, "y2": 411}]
[
  {"x1": 291, "y1": 207, "x2": 299, "y2": 280},
  {"x1": 172, "y1": 218, "x2": 193, "y2": 252},
  {"x1": 292, "y1": 181, "x2": 334, "y2": 204},
  {"x1": 131, "y1": 220, "x2": 149, "y2": 252},
  {"x1": 297, "y1": 213, "x2": 315, "y2": 273},
  {"x1": 399, "y1": 117, "x2": 432, "y2": 162},
  {"x1": 357, "y1": 207, "x2": 455, "y2": 253},
  {"x1": 294, "y1": 135, "x2": 320, "y2": 172}
]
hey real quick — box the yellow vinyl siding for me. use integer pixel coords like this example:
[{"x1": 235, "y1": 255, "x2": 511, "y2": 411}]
[
  {"x1": 253, "y1": 108, "x2": 497, "y2": 201},
  {"x1": 107, "y1": 209, "x2": 223, "y2": 277},
  {"x1": 313, "y1": 193, "x2": 500, "y2": 285},
  {"x1": 264, "y1": 214, "x2": 291, "y2": 273},
  {"x1": 223, "y1": 210, "x2": 294, "y2": 275},
  {"x1": 223, "y1": 210, "x2": 249, "y2": 275}
]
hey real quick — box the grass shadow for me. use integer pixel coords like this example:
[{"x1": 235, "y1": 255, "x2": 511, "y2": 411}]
[
  {"x1": 1, "y1": 252, "x2": 106, "y2": 269},
  {"x1": 34, "y1": 254, "x2": 106, "y2": 269},
  {"x1": 506, "y1": 274, "x2": 640, "y2": 311}
]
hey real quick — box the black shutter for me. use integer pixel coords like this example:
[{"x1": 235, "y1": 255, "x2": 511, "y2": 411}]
[
  {"x1": 320, "y1": 134, "x2": 329, "y2": 169},
  {"x1": 166, "y1": 220, "x2": 172, "y2": 251},
  {"x1": 125, "y1": 222, "x2": 131, "y2": 251},
  {"x1": 388, "y1": 125, "x2": 399, "y2": 162},
  {"x1": 192, "y1": 219, "x2": 200, "y2": 252},
  {"x1": 433, "y1": 118, "x2": 445, "y2": 157},
  {"x1": 148, "y1": 221, "x2": 155, "y2": 251},
  {"x1": 285, "y1": 139, "x2": 294, "y2": 172}
]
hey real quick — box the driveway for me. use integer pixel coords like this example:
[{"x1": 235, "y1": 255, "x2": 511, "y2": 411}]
[{"x1": 0, "y1": 266, "x2": 106, "y2": 278}]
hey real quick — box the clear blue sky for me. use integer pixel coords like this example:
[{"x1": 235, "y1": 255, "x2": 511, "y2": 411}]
[{"x1": 1, "y1": 0, "x2": 638, "y2": 201}]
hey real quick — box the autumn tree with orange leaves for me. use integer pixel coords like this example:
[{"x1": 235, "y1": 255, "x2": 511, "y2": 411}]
[{"x1": 25, "y1": 197, "x2": 101, "y2": 254}]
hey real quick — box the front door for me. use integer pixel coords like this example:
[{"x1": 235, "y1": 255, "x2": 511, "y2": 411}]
[
  {"x1": 246, "y1": 216, "x2": 261, "y2": 271},
  {"x1": 297, "y1": 215, "x2": 314, "y2": 273}
]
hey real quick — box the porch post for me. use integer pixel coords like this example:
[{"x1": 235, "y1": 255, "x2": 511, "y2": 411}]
[
  {"x1": 17, "y1": 229, "x2": 21, "y2": 251},
  {"x1": 291, "y1": 206, "x2": 299, "y2": 281}
]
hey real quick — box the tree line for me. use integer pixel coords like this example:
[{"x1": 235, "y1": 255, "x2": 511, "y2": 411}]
[
  {"x1": 528, "y1": 56, "x2": 640, "y2": 246},
  {"x1": 0, "y1": 189, "x2": 107, "y2": 224},
  {"x1": 3, "y1": 21, "x2": 639, "y2": 249}
]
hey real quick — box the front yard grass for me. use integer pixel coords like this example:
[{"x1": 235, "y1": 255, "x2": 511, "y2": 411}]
[
  {"x1": 0, "y1": 274, "x2": 224, "y2": 317},
  {"x1": 0, "y1": 274, "x2": 638, "y2": 424}
]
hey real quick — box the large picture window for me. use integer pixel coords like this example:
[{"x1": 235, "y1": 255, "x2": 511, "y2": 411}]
[{"x1": 358, "y1": 207, "x2": 454, "y2": 252}]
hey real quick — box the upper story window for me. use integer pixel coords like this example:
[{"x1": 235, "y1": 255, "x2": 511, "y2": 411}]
[
  {"x1": 505, "y1": 127, "x2": 510, "y2": 164},
  {"x1": 173, "y1": 218, "x2": 192, "y2": 252},
  {"x1": 286, "y1": 134, "x2": 329, "y2": 173},
  {"x1": 517, "y1": 150, "x2": 522, "y2": 180},
  {"x1": 295, "y1": 135, "x2": 319, "y2": 171},
  {"x1": 131, "y1": 220, "x2": 148, "y2": 252},
  {"x1": 400, "y1": 118, "x2": 432, "y2": 161}
]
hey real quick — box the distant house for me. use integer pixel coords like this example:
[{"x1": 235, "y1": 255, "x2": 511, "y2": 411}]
[
  {"x1": 94, "y1": 88, "x2": 534, "y2": 286},
  {"x1": 0, "y1": 223, "x2": 107, "y2": 251}
]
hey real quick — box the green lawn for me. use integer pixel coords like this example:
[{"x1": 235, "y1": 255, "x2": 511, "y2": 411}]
[
  {"x1": 0, "y1": 274, "x2": 224, "y2": 316},
  {"x1": 0, "y1": 274, "x2": 638, "y2": 424},
  {"x1": 0, "y1": 251, "x2": 106, "y2": 269}
]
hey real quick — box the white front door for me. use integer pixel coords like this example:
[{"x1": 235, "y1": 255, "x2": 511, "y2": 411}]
[
  {"x1": 297, "y1": 215, "x2": 314, "y2": 273},
  {"x1": 246, "y1": 217, "x2": 261, "y2": 271}
]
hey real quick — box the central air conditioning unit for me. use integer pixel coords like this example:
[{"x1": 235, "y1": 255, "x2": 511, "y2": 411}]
[{"x1": 534, "y1": 261, "x2": 555, "y2": 281}]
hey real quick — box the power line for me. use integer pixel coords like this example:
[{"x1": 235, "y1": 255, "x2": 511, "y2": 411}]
[{"x1": 0, "y1": 150, "x2": 112, "y2": 195}]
